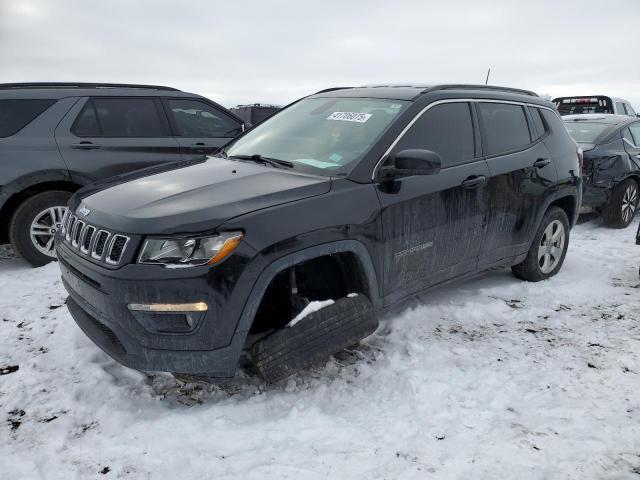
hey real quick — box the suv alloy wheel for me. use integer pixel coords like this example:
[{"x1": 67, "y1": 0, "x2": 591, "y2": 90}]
[{"x1": 9, "y1": 191, "x2": 71, "y2": 267}]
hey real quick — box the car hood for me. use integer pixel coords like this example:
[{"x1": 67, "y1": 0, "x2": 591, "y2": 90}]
[{"x1": 74, "y1": 158, "x2": 332, "y2": 234}]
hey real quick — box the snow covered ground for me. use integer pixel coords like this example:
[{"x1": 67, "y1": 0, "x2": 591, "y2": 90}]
[{"x1": 1, "y1": 217, "x2": 640, "y2": 479}]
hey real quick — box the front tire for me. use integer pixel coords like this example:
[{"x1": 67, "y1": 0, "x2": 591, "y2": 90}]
[
  {"x1": 602, "y1": 178, "x2": 639, "y2": 228},
  {"x1": 251, "y1": 294, "x2": 378, "y2": 383},
  {"x1": 512, "y1": 206, "x2": 570, "y2": 282},
  {"x1": 9, "y1": 191, "x2": 71, "y2": 267}
]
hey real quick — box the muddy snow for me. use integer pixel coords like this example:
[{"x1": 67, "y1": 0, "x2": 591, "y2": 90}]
[{"x1": 1, "y1": 218, "x2": 639, "y2": 479}]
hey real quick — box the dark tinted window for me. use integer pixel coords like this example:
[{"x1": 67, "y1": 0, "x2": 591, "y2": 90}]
[
  {"x1": 478, "y1": 103, "x2": 531, "y2": 156},
  {"x1": 553, "y1": 96, "x2": 613, "y2": 115},
  {"x1": 74, "y1": 98, "x2": 165, "y2": 137},
  {"x1": 0, "y1": 99, "x2": 56, "y2": 137},
  {"x1": 629, "y1": 123, "x2": 640, "y2": 146},
  {"x1": 168, "y1": 99, "x2": 241, "y2": 138},
  {"x1": 529, "y1": 107, "x2": 547, "y2": 139},
  {"x1": 623, "y1": 128, "x2": 636, "y2": 146},
  {"x1": 395, "y1": 102, "x2": 475, "y2": 167},
  {"x1": 72, "y1": 100, "x2": 100, "y2": 136}
]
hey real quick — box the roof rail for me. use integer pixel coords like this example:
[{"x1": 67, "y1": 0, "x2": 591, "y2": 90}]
[
  {"x1": 0, "y1": 82, "x2": 181, "y2": 91},
  {"x1": 313, "y1": 87, "x2": 353, "y2": 95},
  {"x1": 424, "y1": 84, "x2": 538, "y2": 97}
]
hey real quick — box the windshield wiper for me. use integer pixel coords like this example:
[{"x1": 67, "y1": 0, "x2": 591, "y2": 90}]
[{"x1": 229, "y1": 154, "x2": 294, "y2": 169}]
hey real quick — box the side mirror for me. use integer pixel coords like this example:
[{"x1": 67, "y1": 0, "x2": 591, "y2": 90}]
[{"x1": 377, "y1": 149, "x2": 442, "y2": 180}]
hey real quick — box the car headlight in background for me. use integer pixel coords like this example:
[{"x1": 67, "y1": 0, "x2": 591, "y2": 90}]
[{"x1": 138, "y1": 231, "x2": 244, "y2": 267}]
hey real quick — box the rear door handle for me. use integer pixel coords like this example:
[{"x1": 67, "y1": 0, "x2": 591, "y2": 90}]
[
  {"x1": 71, "y1": 141, "x2": 101, "y2": 150},
  {"x1": 190, "y1": 142, "x2": 209, "y2": 153},
  {"x1": 461, "y1": 175, "x2": 486, "y2": 188},
  {"x1": 534, "y1": 158, "x2": 551, "y2": 168}
]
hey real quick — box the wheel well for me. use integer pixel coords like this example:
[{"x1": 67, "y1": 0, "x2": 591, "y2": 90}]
[
  {"x1": 549, "y1": 195, "x2": 576, "y2": 225},
  {"x1": 626, "y1": 174, "x2": 640, "y2": 187},
  {"x1": 0, "y1": 181, "x2": 80, "y2": 243},
  {"x1": 249, "y1": 252, "x2": 371, "y2": 334}
]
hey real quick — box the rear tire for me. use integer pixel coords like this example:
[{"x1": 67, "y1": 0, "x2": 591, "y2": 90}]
[
  {"x1": 251, "y1": 294, "x2": 378, "y2": 383},
  {"x1": 9, "y1": 191, "x2": 71, "y2": 267},
  {"x1": 602, "y1": 178, "x2": 639, "y2": 228},
  {"x1": 512, "y1": 206, "x2": 570, "y2": 282}
]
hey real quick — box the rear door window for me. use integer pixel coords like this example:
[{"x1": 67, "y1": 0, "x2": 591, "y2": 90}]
[
  {"x1": 0, "y1": 99, "x2": 57, "y2": 137},
  {"x1": 395, "y1": 102, "x2": 475, "y2": 167},
  {"x1": 72, "y1": 98, "x2": 166, "y2": 137},
  {"x1": 167, "y1": 99, "x2": 241, "y2": 138},
  {"x1": 616, "y1": 102, "x2": 627, "y2": 115},
  {"x1": 478, "y1": 103, "x2": 531, "y2": 156}
]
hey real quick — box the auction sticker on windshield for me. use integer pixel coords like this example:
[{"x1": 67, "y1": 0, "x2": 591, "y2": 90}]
[{"x1": 327, "y1": 112, "x2": 372, "y2": 123}]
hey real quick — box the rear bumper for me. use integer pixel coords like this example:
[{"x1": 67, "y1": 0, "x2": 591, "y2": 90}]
[
  {"x1": 581, "y1": 181, "x2": 609, "y2": 208},
  {"x1": 57, "y1": 238, "x2": 258, "y2": 377}
]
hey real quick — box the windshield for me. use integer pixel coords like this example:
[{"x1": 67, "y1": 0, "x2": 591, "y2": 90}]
[
  {"x1": 225, "y1": 97, "x2": 408, "y2": 174},
  {"x1": 563, "y1": 121, "x2": 611, "y2": 143}
]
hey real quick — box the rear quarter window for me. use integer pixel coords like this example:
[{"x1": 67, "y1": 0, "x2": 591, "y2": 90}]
[
  {"x1": 0, "y1": 99, "x2": 57, "y2": 137},
  {"x1": 528, "y1": 107, "x2": 547, "y2": 139}
]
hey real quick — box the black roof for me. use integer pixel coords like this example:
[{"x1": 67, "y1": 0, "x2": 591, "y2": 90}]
[
  {"x1": 313, "y1": 83, "x2": 540, "y2": 102},
  {"x1": 0, "y1": 82, "x2": 198, "y2": 99}
]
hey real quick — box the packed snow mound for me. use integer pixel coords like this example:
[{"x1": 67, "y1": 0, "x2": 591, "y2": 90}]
[{"x1": 1, "y1": 217, "x2": 640, "y2": 479}]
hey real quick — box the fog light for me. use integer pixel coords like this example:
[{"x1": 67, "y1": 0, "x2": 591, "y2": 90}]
[
  {"x1": 128, "y1": 302, "x2": 207, "y2": 333},
  {"x1": 127, "y1": 302, "x2": 208, "y2": 312}
]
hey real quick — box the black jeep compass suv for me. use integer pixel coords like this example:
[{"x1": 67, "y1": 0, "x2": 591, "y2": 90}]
[
  {"x1": 0, "y1": 83, "x2": 245, "y2": 267},
  {"x1": 56, "y1": 84, "x2": 582, "y2": 382}
]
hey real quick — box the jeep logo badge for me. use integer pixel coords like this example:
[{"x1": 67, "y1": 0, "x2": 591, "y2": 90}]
[{"x1": 78, "y1": 205, "x2": 91, "y2": 217}]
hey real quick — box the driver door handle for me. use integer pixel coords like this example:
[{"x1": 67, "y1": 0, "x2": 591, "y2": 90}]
[
  {"x1": 534, "y1": 158, "x2": 551, "y2": 168},
  {"x1": 461, "y1": 175, "x2": 486, "y2": 188},
  {"x1": 71, "y1": 141, "x2": 101, "y2": 150}
]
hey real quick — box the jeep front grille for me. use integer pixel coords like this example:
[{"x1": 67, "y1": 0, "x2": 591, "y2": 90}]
[{"x1": 60, "y1": 211, "x2": 130, "y2": 265}]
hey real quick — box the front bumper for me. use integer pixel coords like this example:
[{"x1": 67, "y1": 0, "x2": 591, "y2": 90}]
[{"x1": 57, "y1": 238, "x2": 258, "y2": 377}]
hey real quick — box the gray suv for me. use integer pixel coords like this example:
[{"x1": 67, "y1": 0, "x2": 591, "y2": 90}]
[{"x1": 0, "y1": 83, "x2": 246, "y2": 266}]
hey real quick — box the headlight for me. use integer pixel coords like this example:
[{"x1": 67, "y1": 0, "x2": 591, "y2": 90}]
[{"x1": 138, "y1": 232, "x2": 243, "y2": 267}]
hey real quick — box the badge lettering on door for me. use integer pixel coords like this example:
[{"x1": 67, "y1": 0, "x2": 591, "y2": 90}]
[{"x1": 394, "y1": 242, "x2": 433, "y2": 261}]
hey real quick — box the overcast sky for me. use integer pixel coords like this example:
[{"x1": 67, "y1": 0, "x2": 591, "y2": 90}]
[{"x1": 2, "y1": 0, "x2": 639, "y2": 108}]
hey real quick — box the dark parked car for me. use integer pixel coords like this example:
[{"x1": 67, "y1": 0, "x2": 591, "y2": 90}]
[
  {"x1": 230, "y1": 103, "x2": 281, "y2": 125},
  {"x1": 553, "y1": 95, "x2": 637, "y2": 117},
  {"x1": 56, "y1": 84, "x2": 581, "y2": 382},
  {"x1": 563, "y1": 114, "x2": 640, "y2": 227},
  {"x1": 0, "y1": 83, "x2": 246, "y2": 266}
]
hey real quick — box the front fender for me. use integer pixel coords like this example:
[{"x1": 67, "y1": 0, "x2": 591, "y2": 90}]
[{"x1": 223, "y1": 240, "x2": 381, "y2": 367}]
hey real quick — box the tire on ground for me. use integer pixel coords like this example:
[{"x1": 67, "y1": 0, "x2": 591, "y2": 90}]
[
  {"x1": 251, "y1": 294, "x2": 378, "y2": 383},
  {"x1": 511, "y1": 206, "x2": 570, "y2": 282},
  {"x1": 602, "y1": 177, "x2": 639, "y2": 228},
  {"x1": 9, "y1": 190, "x2": 71, "y2": 267}
]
